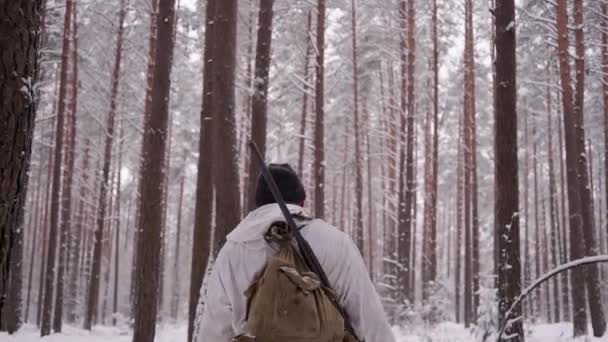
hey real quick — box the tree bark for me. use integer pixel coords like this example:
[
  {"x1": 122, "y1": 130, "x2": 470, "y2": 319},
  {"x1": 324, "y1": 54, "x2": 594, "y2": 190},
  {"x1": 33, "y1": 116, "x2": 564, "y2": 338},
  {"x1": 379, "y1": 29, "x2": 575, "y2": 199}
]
[
  {"x1": 40, "y1": 0, "x2": 73, "y2": 336},
  {"x1": 494, "y1": 0, "x2": 524, "y2": 339},
  {"x1": 171, "y1": 173, "x2": 185, "y2": 321},
  {"x1": 209, "y1": 0, "x2": 241, "y2": 257},
  {"x1": 313, "y1": 0, "x2": 326, "y2": 218},
  {"x1": 350, "y1": 0, "x2": 364, "y2": 254},
  {"x1": 188, "y1": 0, "x2": 217, "y2": 340},
  {"x1": 0, "y1": 0, "x2": 42, "y2": 328},
  {"x1": 84, "y1": 0, "x2": 127, "y2": 329},
  {"x1": 572, "y1": 0, "x2": 606, "y2": 336},
  {"x1": 132, "y1": 0, "x2": 176, "y2": 339},
  {"x1": 555, "y1": 0, "x2": 588, "y2": 335},
  {"x1": 297, "y1": 11, "x2": 313, "y2": 177},
  {"x1": 247, "y1": 0, "x2": 275, "y2": 212}
]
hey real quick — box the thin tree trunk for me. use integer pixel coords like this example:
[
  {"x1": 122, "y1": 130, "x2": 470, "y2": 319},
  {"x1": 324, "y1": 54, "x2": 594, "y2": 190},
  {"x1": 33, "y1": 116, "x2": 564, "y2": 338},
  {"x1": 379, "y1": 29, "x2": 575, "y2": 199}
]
[
  {"x1": 171, "y1": 174, "x2": 185, "y2": 320},
  {"x1": 247, "y1": 0, "x2": 275, "y2": 212},
  {"x1": 495, "y1": 0, "x2": 524, "y2": 339},
  {"x1": 455, "y1": 114, "x2": 463, "y2": 323},
  {"x1": 41, "y1": 0, "x2": 73, "y2": 335},
  {"x1": 112, "y1": 122, "x2": 124, "y2": 326},
  {"x1": 313, "y1": 0, "x2": 326, "y2": 218},
  {"x1": 350, "y1": 0, "x2": 364, "y2": 254},
  {"x1": 188, "y1": 0, "x2": 217, "y2": 339},
  {"x1": 84, "y1": 0, "x2": 127, "y2": 329},
  {"x1": 297, "y1": 11, "x2": 313, "y2": 177}
]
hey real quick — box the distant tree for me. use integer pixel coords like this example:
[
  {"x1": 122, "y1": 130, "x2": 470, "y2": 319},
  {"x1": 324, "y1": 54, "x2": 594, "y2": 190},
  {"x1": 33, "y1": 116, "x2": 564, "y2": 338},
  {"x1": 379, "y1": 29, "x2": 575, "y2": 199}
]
[
  {"x1": 41, "y1": 0, "x2": 73, "y2": 336},
  {"x1": 350, "y1": 0, "x2": 364, "y2": 254},
  {"x1": 313, "y1": 0, "x2": 326, "y2": 218},
  {"x1": 84, "y1": 0, "x2": 127, "y2": 330}
]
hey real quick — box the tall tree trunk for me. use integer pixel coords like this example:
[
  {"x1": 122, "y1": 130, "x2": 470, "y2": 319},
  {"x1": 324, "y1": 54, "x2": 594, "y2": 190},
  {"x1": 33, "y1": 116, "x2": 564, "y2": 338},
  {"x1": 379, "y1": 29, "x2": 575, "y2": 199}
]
[
  {"x1": 53, "y1": 1, "x2": 79, "y2": 331},
  {"x1": 455, "y1": 115, "x2": 463, "y2": 323},
  {"x1": 247, "y1": 0, "x2": 275, "y2": 212},
  {"x1": 556, "y1": 82, "x2": 570, "y2": 321},
  {"x1": 350, "y1": 0, "x2": 364, "y2": 254},
  {"x1": 66, "y1": 4, "x2": 81, "y2": 323},
  {"x1": 533, "y1": 123, "x2": 541, "y2": 317},
  {"x1": 313, "y1": 0, "x2": 326, "y2": 218},
  {"x1": 131, "y1": 0, "x2": 159, "y2": 316},
  {"x1": 555, "y1": 0, "x2": 589, "y2": 335},
  {"x1": 494, "y1": 0, "x2": 524, "y2": 339},
  {"x1": 41, "y1": 0, "x2": 73, "y2": 335},
  {"x1": 171, "y1": 174, "x2": 185, "y2": 321},
  {"x1": 0, "y1": 0, "x2": 42, "y2": 329},
  {"x1": 188, "y1": 0, "x2": 217, "y2": 339},
  {"x1": 37, "y1": 125, "x2": 54, "y2": 327},
  {"x1": 25, "y1": 140, "x2": 45, "y2": 323},
  {"x1": 132, "y1": 0, "x2": 176, "y2": 339},
  {"x1": 112, "y1": 122, "x2": 124, "y2": 326},
  {"x1": 297, "y1": 11, "x2": 313, "y2": 177},
  {"x1": 546, "y1": 64, "x2": 561, "y2": 322},
  {"x1": 572, "y1": 0, "x2": 606, "y2": 336},
  {"x1": 209, "y1": 0, "x2": 241, "y2": 257},
  {"x1": 84, "y1": 0, "x2": 127, "y2": 329},
  {"x1": 603, "y1": 0, "x2": 608, "y2": 282}
]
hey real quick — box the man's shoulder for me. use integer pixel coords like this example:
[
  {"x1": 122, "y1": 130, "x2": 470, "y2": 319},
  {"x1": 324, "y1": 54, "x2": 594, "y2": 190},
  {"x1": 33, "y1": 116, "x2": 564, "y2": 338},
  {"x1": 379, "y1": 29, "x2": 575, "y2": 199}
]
[{"x1": 299, "y1": 218, "x2": 350, "y2": 244}]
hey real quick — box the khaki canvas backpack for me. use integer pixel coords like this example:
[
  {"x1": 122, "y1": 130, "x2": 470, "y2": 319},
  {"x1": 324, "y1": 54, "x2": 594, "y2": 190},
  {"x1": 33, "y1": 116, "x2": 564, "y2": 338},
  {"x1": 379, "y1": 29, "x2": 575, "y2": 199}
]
[{"x1": 233, "y1": 224, "x2": 359, "y2": 342}]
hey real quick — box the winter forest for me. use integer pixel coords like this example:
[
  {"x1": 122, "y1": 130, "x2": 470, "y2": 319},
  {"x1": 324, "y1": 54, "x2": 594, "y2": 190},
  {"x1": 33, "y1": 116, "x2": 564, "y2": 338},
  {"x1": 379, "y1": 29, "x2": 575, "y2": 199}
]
[{"x1": 2, "y1": 0, "x2": 608, "y2": 341}]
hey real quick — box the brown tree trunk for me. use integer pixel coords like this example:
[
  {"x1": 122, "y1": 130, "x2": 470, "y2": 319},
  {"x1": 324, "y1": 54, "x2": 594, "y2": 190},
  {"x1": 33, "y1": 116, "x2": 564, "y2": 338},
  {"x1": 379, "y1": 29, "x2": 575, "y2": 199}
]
[
  {"x1": 455, "y1": 115, "x2": 463, "y2": 323},
  {"x1": 555, "y1": 0, "x2": 588, "y2": 335},
  {"x1": 546, "y1": 65, "x2": 561, "y2": 321},
  {"x1": 556, "y1": 83, "x2": 570, "y2": 321},
  {"x1": 41, "y1": 0, "x2": 73, "y2": 335},
  {"x1": 188, "y1": 0, "x2": 217, "y2": 339},
  {"x1": 53, "y1": 1, "x2": 79, "y2": 331},
  {"x1": 533, "y1": 123, "x2": 541, "y2": 317},
  {"x1": 66, "y1": 4, "x2": 81, "y2": 323},
  {"x1": 494, "y1": 0, "x2": 524, "y2": 339},
  {"x1": 350, "y1": 0, "x2": 364, "y2": 254},
  {"x1": 209, "y1": 0, "x2": 241, "y2": 256},
  {"x1": 603, "y1": 0, "x2": 608, "y2": 283},
  {"x1": 84, "y1": 0, "x2": 127, "y2": 329},
  {"x1": 132, "y1": 0, "x2": 176, "y2": 339},
  {"x1": 247, "y1": 0, "x2": 275, "y2": 212},
  {"x1": 171, "y1": 173, "x2": 185, "y2": 321},
  {"x1": 572, "y1": 0, "x2": 606, "y2": 336},
  {"x1": 37, "y1": 124, "x2": 55, "y2": 327},
  {"x1": 0, "y1": 0, "x2": 42, "y2": 328},
  {"x1": 112, "y1": 122, "x2": 124, "y2": 326},
  {"x1": 313, "y1": 0, "x2": 326, "y2": 218},
  {"x1": 297, "y1": 11, "x2": 313, "y2": 177},
  {"x1": 132, "y1": 0, "x2": 159, "y2": 319}
]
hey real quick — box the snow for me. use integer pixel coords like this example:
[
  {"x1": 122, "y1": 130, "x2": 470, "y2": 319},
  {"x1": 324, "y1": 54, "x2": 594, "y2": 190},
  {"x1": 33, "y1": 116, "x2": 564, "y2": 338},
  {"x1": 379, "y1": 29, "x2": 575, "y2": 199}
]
[{"x1": 3, "y1": 322, "x2": 608, "y2": 341}]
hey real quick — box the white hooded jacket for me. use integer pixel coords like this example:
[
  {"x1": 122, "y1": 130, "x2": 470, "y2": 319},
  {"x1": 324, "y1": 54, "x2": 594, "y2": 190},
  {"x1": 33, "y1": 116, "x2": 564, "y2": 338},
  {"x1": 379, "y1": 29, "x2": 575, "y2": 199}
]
[{"x1": 197, "y1": 203, "x2": 396, "y2": 342}]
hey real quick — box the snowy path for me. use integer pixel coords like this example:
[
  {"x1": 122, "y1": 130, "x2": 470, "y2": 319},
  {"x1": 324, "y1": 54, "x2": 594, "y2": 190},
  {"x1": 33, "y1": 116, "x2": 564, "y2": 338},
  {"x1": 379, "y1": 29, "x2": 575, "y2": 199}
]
[{"x1": 2, "y1": 322, "x2": 608, "y2": 341}]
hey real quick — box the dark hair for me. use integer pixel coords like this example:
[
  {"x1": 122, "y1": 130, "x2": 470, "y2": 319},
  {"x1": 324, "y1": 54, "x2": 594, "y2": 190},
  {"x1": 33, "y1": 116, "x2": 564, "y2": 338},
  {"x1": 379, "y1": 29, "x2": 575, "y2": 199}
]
[{"x1": 255, "y1": 163, "x2": 306, "y2": 208}]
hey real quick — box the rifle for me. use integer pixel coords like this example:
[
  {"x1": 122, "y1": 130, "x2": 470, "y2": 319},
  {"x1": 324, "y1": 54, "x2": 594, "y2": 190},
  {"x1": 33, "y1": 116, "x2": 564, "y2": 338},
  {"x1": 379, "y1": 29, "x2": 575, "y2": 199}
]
[{"x1": 248, "y1": 141, "x2": 359, "y2": 340}]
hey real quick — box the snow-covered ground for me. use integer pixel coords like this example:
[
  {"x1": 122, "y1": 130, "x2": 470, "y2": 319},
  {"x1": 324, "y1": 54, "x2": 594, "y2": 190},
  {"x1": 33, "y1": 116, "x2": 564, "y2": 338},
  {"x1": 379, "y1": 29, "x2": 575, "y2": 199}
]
[{"x1": 2, "y1": 322, "x2": 608, "y2": 341}]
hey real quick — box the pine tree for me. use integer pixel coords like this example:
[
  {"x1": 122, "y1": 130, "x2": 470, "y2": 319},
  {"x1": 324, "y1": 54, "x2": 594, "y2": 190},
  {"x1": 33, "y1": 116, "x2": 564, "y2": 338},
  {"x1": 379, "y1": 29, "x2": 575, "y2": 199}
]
[
  {"x1": 41, "y1": 0, "x2": 73, "y2": 335},
  {"x1": 313, "y1": 0, "x2": 326, "y2": 218},
  {"x1": 132, "y1": 0, "x2": 177, "y2": 339},
  {"x1": 247, "y1": 0, "x2": 275, "y2": 212},
  {"x1": 494, "y1": 0, "x2": 524, "y2": 340}
]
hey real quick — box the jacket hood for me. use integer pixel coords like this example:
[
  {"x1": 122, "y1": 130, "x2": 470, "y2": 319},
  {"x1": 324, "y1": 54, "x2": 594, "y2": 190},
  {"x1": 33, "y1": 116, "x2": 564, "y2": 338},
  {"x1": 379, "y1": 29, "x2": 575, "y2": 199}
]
[{"x1": 226, "y1": 203, "x2": 307, "y2": 243}]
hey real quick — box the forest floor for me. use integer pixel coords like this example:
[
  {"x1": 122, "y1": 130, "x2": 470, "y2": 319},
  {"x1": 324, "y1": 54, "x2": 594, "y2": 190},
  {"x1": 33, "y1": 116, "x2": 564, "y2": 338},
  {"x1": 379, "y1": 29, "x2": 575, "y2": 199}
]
[{"x1": 1, "y1": 322, "x2": 607, "y2": 341}]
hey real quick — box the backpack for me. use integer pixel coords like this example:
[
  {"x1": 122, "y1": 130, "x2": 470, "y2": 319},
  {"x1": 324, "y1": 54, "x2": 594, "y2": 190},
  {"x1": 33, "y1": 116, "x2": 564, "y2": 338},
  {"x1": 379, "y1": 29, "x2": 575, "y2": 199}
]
[{"x1": 233, "y1": 223, "x2": 359, "y2": 342}]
